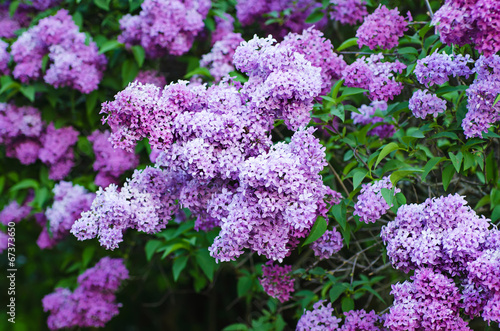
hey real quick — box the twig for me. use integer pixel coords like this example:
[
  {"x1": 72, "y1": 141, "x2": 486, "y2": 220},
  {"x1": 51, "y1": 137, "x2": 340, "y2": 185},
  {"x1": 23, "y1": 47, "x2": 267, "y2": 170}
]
[{"x1": 425, "y1": 0, "x2": 434, "y2": 18}]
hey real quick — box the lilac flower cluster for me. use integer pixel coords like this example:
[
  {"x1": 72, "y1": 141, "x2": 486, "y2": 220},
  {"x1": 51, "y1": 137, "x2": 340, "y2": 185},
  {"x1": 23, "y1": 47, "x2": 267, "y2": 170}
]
[
  {"x1": 212, "y1": 14, "x2": 235, "y2": 45},
  {"x1": 0, "y1": 230, "x2": 8, "y2": 254},
  {"x1": 0, "y1": 40, "x2": 9, "y2": 75},
  {"x1": 354, "y1": 176, "x2": 400, "y2": 224},
  {"x1": 462, "y1": 55, "x2": 500, "y2": 138},
  {"x1": 281, "y1": 27, "x2": 347, "y2": 97},
  {"x1": 259, "y1": 261, "x2": 295, "y2": 302},
  {"x1": 408, "y1": 89, "x2": 447, "y2": 119},
  {"x1": 414, "y1": 52, "x2": 473, "y2": 87},
  {"x1": 342, "y1": 54, "x2": 406, "y2": 102},
  {"x1": 200, "y1": 32, "x2": 244, "y2": 82},
  {"x1": 433, "y1": 0, "x2": 500, "y2": 56},
  {"x1": 352, "y1": 101, "x2": 395, "y2": 139},
  {"x1": 0, "y1": 200, "x2": 31, "y2": 225},
  {"x1": 88, "y1": 130, "x2": 140, "y2": 187},
  {"x1": 135, "y1": 70, "x2": 166, "y2": 87},
  {"x1": 356, "y1": 5, "x2": 410, "y2": 50},
  {"x1": 42, "y1": 257, "x2": 128, "y2": 330},
  {"x1": 37, "y1": 182, "x2": 95, "y2": 249},
  {"x1": 329, "y1": 0, "x2": 367, "y2": 25},
  {"x1": 296, "y1": 300, "x2": 341, "y2": 331},
  {"x1": 0, "y1": 3, "x2": 30, "y2": 39},
  {"x1": 11, "y1": 9, "x2": 106, "y2": 93},
  {"x1": 118, "y1": 0, "x2": 211, "y2": 58},
  {"x1": 310, "y1": 229, "x2": 343, "y2": 260},
  {"x1": 31, "y1": 0, "x2": 61, "y2": 11},
  {"x1": 341, "y1": 309, "x2": 384, "y2": 330},
  {"x1": 234, "y1": 35, "x2": 322, "y2": 130}
]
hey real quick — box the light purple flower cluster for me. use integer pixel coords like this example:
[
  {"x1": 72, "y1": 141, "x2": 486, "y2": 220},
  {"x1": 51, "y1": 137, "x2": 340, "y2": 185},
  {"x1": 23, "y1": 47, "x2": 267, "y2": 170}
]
[
  {"x1": 356, "y1": 5, "x2": 410, "y2": 50},
  {"x1": 341, "y1": 309, "x2": 384, "y2": 331},
  {"x1": 342, "y1": 54, "x2": 406, "y2": 102},
  {"x1": 409, "y1": 89, "x2": 447, "y2": 119},
  {"x1": 433, "y1": 0, "x2": 500, "y2": 56},
  {"x1": 11, "y1": 9, "x2": 106, "y2": 93},
  {"x1": 384, "y1": 268, "x2": 470, "y2": 330},
  {"x1": 352, "y1": 101, "x2": 395, "y2": 139},
  {"x1": 42, "y1": 257, "x2": 128, "y2": 330},
  {"x1": 135, "y1": 70, "x2": 166, "y2": 87},
  {"x1": 200, "y1": 32, "x2": 244, "y2": 82},
  {"x1": 329, "y1": 0, "x2": 367, "y2": 25},
  {"x1": 281, "y1": 27, "x2": 347, "y2": 97},
  {"x1": 212, "y1": 14, "x2": 235, "y2": 45},
  {"x1": 310, "y1": 229, "x2": 343, "y2": 260},
  {"x1": 414, "y1": 52, "x2": 473, "y2": 87},
  {"x1": 354, "y1": 176, "x2": 400, "y2": 224},
  {"x1": 37, "y1": 182, "x2": 95, "y2": 249},
  {"x1": 0, "y1": 200, "x2": 31, "y2": 225},
  {"x1": 259, "y1": 261, "x2": 295, "y2": 303},
  {"x1": 118, "y1": 0, "x2": 211, "y2": 58},
  {"x1": 234, "y1": 35, "x2": 322, "y2": 130},
  {"x1": 0, "y1": 40, "x2": 9, "y2": 75},
  {"x1": 31, "y1": 0, "x2": 61, "y2": 11},
  {"x1": 71, "y1": 167, "x2": 184, "y2": 250},
  {"x1": 0, "y1": 4, "x2": 30, "y2": 39},
  {"x1": 462, "y1": 55, "x2": 500, "y2": 138},
  {"x1": 296, "y1": 300, "x2": 341, "y2": 331},
  {"x1": 88, "y1": 130, "x2": 140, "y2": 187}
]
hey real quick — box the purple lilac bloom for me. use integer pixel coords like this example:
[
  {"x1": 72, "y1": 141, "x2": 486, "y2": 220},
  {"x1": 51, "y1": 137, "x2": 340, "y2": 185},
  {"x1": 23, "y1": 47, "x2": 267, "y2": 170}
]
[
  {"x1": 0, "y1": 200, "x2": 31, "y2": 225},
  {"x1": 10, "y1": 9, "x2": 106, "y2": 93},
  {"x1": 31, "y1": 0, "x2": 61, "y2": 10},
  {"x1": 135, "y1": 70, "x2": 166, "y2": 87},
  {"x1": 352, "y1": 100, "x2": 395, "y2": 139},
  {"x1": 118, "y1": 0, "x2": 211, "y2": 58},
  {"x1": 356, "y1": 5, "x2": 410, "y2": 50},
  {"x1": 259, "y1": 261, "x2": 295, "y2": 303},
  {"x1": 330, "y1": 0, "x2": 367, "y2": 25},
  {"x1": 342, "y1": 54, "x2": 406, "y2": 102},
  {"x1": 0, "y1": 40, "x2": 9, "y2": 75},
  {"x1": 409, "y1": 89, "x2": 447, "y2": 119},
  {"x1": 296, "y1": 300, "x2": 342, "y2": 331},
  {"x1": 341, "y1": 309, "x2": 384, "y2": 331},
  {"x1": 354, "y1": 176, "x2": 400, "y2": 224},
  {"x1": 88, "y1": 130, "x2": 140, "y2": 187},
  {"x1": 414, "y1": 52, "x2": 473, "y2": 87},
  {"x1": 42, "y1": 257, "x2": 128, "y2": 330},
  {"x1": 0, "y1": 230, "x2": 8, "y2": 254},
  {"x1": 200, "y1": 32, "x2": 244, "y2": 82},
  {"x1": 310, "y1": 229, "x2": 343, "y2": 260},
  {"x1": 38, "y1": 182, "x2": 95, "y2": 249},
  {"x1": 0, "y1": 4, "x2": 26, "y2": 38},
  {"x1": 212, "y1": 13, "x2": 235, "y2": 44}
]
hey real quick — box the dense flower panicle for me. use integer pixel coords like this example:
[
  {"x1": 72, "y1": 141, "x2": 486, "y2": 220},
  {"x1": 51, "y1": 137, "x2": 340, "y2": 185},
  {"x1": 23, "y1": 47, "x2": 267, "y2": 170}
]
[
  {"x1": 433, "y1": 0, "x2": 500, "y2": 56},
  {"x1": 352, "y1": 100, "x2": 395, "y2": 138},
  {"x1": 118, "y1": 0, "x2": 211, "y2": 58},
  {"x1": 296, "y1": 300, "x2": 341, "y2": 331},
  {"x1": 10, "y1": 9, "x2": 106, "y2": 93},
  {"x1": 409, "y1": 89, "x2": 447, "y2": 119},
  {"x1": 0, "y1": 200, "x2": 31, "y2": 225},
  {"x1": 414, "y1": 52, "x2": 473, "y2": 87},
  {"x1": 310, "y1": 229, "x2": 343, "y2": 260},
  {"x1": 0, "y1": 40, "x2": 9, "y2": 75},
  {"x1": 88, "y1": 130, "x2": 140, "y2": 187},
  {"x1": 329, "y1": 0, "x2": 367, "y2": 25},
  {"x1": 42, "y1": 257, "x2": 128, "y2": 330},
  {"x1": 354, "y1": 176, "x2": 400, "y2": 224},
  {"x1": 31, "y1": 0, "x2": 61, "y2": 10},
  {"x1": 212, "y1": 14, "x2": 235, "y2": 44},
  {"x1": 71, "y1": 167, "x2": 184, "y2": 250},
  {"x1": 0, "y1": 230, "x2": 8, "y2": 254},
  {"x1": 259, "y1": 261, "x2": 295, "y2": 302},
  {"x1": 356, "y1": 5, "x2": 410, "y2": 50},
  {"x1": 342, "y1": 54, "x2": 406, "y2": 102},
  {"x1": 281, "y1": 27, "x2": 347, "y2": 96},
  {"x1": 209, "y1": 128, "x2": 341, "y2": 262},
  {"x1": 384, "y1": 268, "x2": 470, "y2": 330},
  {"x1": 38, "y1": 123, "x2": 78, "y2": 180},
  {"x1": 135, "y1": 70, "x2": 166, "y2": 87},
  {"x1": 234, "y1": 35, "x2": 322, "y2": 130},
  {"x1": 200, "y1": 32, "x2": 244, "y2": 82},
  {"x1": 341, "y1": 309, "x2": 384, "y2": 331},
  {"x1": 0, "y1": 4, "x2": 31, "y2": 38},
  {"x1": 38, "y1": 182, "x2": 95, "y2": 249}
]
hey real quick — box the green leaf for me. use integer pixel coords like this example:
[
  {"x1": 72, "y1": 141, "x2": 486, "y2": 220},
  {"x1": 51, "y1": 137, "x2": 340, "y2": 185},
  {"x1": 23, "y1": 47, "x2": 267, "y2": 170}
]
[
  {"x1": 222, "y1": 324, "x2": 249, "y2": 331},
  {"x1": 331, "y1": 104, "x2": 345, "y2": 122},
  {"x1": 173, "y1": 255, "x2": 189, "y2": 281},
  {"x1": 448, "y1": 151, "x2": 463, "y2": 172},
  {"x1": 10, "y1": 179, "x2": 39, "y2": 192},
  {"x1": 436, "y1": 85, "x2": 468, "y2": 95},
  {"x1": 329, "y1": 283, "x2": 346, "y2": 302},
  {"x1": 390, "y1": 169, "x2": 422, "y2": 185},
  {"x1": 81, "y1": 246, "x2": 96, "y2": 268},
  {"x1": 380, "y1": 188, "x2": 393, "y2": 207},
  {"x1": 422, "y1": 157, "x2": 445, "y2": 181},
  {"x1": 9, "y1": 1, "x2": 19, "y2": 17},
  {"x1": 122, "y1": 59, "x2": 139, "y2": 86},
  {"x1": 94, "y1": 0, "x2": 110, "y2": 11},
  {"x1": 330, "y1": 79, "x2": 344, "y2": 100},
  {"x1": 375, "y1": 142, "x2": 400, "y2": 168},
  {"x1": 395, "y1": 192, "x2": 406, "y2": 206},
  {"x1": 20, "y1": 85, "x2": 35, "y2": 102},
  {"x1": 305, "y1": 9, "x2": 324, "y2": 23},
  {"x1": 99, "y1": 40, "x2": 122, "y2": 54},
  {"x1": 352, "y1": 168, "x2": 368, "y2": 190},
  {"x1": 145, "y1": 240, "x2": 163, "y2": 261},
  {"x1": 41, "y1": 54, "x2": 50, "y2": 73},
  {"x1": 330, "y1": 202, "x2": 346, "y2": 230},
  {"x1": 184, "y1": 66, "x2": 213, "y2": 80},
  {"x1": 340, "y1": 87, "x2": 368, "y2": 98},
  {"x1": 442, "y1": 164, "x2": 455, "y2": 191},
  {"x1": 337, "y1": 38, "x2": 359, "y2": 51},
  {"x1": 463, "y1": 151, "x2": 475, "y2": 170},
  {"x1": 486, "y1": 151, "x2": 498, "y2": 184},
  {"x1": 302, "y1": 216, "x2": 327, "y2": 246},
  {"x1": 398, "y1": 47, "x2": 418, "y2": 56},
  {"x1": 195, "y1": 249, "x2": 215, "y2": 281},
  {"x1": 360, "y1": 285, "x2": 386, "y2": 304},
  {"x1": 491, "y1": 205, "x2": 500, "y2": 222},
  {"x1": 131, "y1": 45, "x2": 146, "y2": 67},
  {"x1": 237, "y1": 276, "x2": 253, "y2": 297},
  {"x1": 493, "y1": 93, "x2": 500, "y2": 106},
  {"x1": 341, "y1": 297, "x2": 354, "y2": 312}
]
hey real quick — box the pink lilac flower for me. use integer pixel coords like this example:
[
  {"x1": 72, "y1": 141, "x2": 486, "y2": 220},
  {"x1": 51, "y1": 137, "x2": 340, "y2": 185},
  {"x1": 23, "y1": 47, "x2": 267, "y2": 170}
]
[
  {"x1": 341, "y1": 309, "x2": 384, "y2": 331},
  {"x1": 200, "y1": 32, "x2": 244, "y2": 82},
  {"x1": 330, "y1": 0, "x2": 367, "y2": 25},
  {"x1": 88, "y1": 130, "x2": 140, "y2": 187},
  {"x1": 352, "y1": 101, "x2": 395, "y2": 139},
  {"x1": 354, "y1": 176, "x2": 400, "y2": 224},
  {"x1": 310, "y1": 229, "x2": 343, "y2": 260},
  {"x1": 10, "y1": 9, "x2": 106, "y2": 93},
  {"x1": 0, "y1": 40, "x2": 9, "y2": 75},
  {"x1": 118, "y1": 0, "x2": 211, "y2": 58},
  {"x1": 135, "y1": 70, "x2": 166, "y2": 87},
  {"x1": 356, "y1": 5, "x2": 410, "y2": 50},
  {"x1": 259, "y1": 261, "x2": 295, "y2": 302},
  {"x1": 414, "y1": 52, "x2": 473, "y2": 87},
  {"x1": 409, "y1": 89, "x2": 447, "y2": 119},
  {"x1": 0, "y1": 200, "x2": 31, "y2": 225},
  {"x1": 42, "y1": 257, "x2": 128, "y2": 330},
  {"x1": 342, "y1": 54, "x2": 406, "y2": 102},
  {"x1": 297, "y1": 300, "x2": 342, "y2": 331}
]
